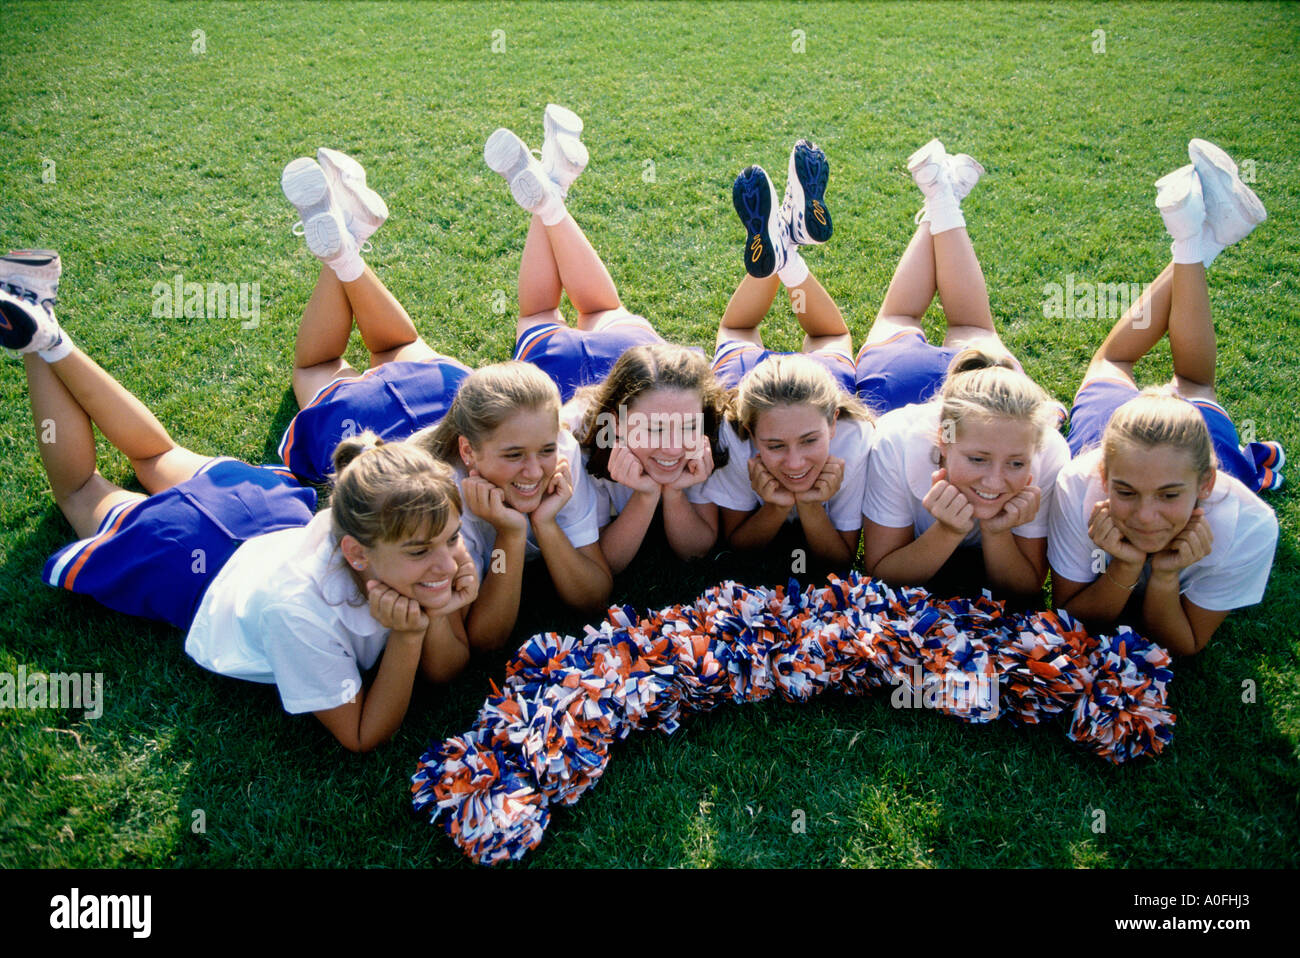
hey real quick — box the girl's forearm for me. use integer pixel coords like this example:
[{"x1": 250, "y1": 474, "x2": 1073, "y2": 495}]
[
  {"x1": 728, "y1": 501, "x2": 789, "y2": 551},
  {"x1": 980, "y1": 530, "x2": 1043, "y2": 595},
  {"x1": 465, "y1": 528, "x2": 526, "y2": 650},
  {"x1": 598, "y1": 488, "x2": 659, "y2": 573},
  {"x1": 870, "y1": 522, "x2": 964, "y2": 587},
  {"x1": 662, "y1": 488, "x2": 717, "y2": 560},
  {"x1": 795, "y1": 502, "x2": 854, "y2": 565},
  {"x1": 535, "y1": 519, "x2": 613, "y2": 612}
]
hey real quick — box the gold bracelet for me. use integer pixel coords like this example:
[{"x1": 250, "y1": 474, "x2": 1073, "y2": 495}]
[{"x1": 1104, "y1": 565, "x2": 1140, "y2": 591}]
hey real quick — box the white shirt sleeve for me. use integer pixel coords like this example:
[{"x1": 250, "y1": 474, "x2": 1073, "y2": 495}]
[
  {"x1": 1047, "y1": 454, "x2": 1102, "y2": 585},
  {"x1": 862, "y1": 418, "x2": 917, "y2": 529},
  {"x1": 261, "y1": 602, "x2": 374, "y2": 715},
  {"x1": 827, "y1": 419, "x2": 872, "y2": 530},
  {"x1": 1183, "y1": 484, "x2": 1278, "y2": 611},
  {"x1": 700, "y1": 421, "x2": 759, "y2": 513},
  {"x1": 556, "y1": 430, "x2": 601, "y2": 548},
  {"x1": 1015, "y1": 428, "x2": 1070, "y2": 539}
]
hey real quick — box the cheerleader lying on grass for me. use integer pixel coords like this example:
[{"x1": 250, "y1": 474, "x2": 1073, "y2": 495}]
[
  {"x1": 859, "y1": 139, "x2": 1069, "y2": 598},
  {"x1": 485, "y1": 105, "x2": 726, "y2": 572},
  {"x1": 0, "y1": 252, "x2": 476, "y2": 752},
  {"x1": 705, "y1": 141, "x2": 873, "y2": 568},
  {"x1": 1048, "y1": 141, "x2": 1280, "y2": 655}
]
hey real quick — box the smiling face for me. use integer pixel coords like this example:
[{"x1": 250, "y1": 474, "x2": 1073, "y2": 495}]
[
  {"x1": 1102, "y1": 442, "x2": 1213, "y2": 553},
  {"x1": 622, "y1": 387, "x2": 705, "y2": 485},
  {"x1": 939, "y1": 415, "x2": 1038, "y2": 521},
  {"x1": 461, "y1": 406, "x2": 559, "y2": 513},
  {"x1": 351, "y1": 511, "x2": 463, "y2": 605},
  {"x1": 753, "y1": 402, "x2": 835, "y2": 493}
]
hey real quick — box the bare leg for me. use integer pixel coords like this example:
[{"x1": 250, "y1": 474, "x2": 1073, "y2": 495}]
[
  {"x1": 24, "y1": 350, "x2": 209, "y2": 537},
  {"x1": 344, "y1": 266, "x2": 433, "y2": 367},
  {"x1": 1085, "y1": 263, "x2": 1175, "y2": 387},
  {"x1": 293, "y1": 266, "x2": 362, "y2": 406},
  {"x1": 543, "y1": 214, "x2": 622, "y2": 329},
  {"x1": 292, "y1": 265, "x2": 433, "y2": 407},
  {"x1": 716, "y1": 273, "x2": 780, "y2": 349},
  {"x1": 1167, "y1": 262, "x2": 1216, "y2": 402},
  {"x1": 868, "y1": 223, "x2": 936, "y2": 344},
  {"x1": 933, "y1": 226, "x2": 1001, "y2": 352},
  {"x1": 787, "y1": 272, "x2": 852, "y2": 356},
  {"x1": 517, "y1": 215, "x2": 566, "y2": 335}
]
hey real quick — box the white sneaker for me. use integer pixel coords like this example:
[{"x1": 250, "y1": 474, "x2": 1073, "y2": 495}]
[
  {"x1": 0, "y1": 287, "x2": 63, "y2": 355},
  {"x1": 541, "y1": 104, "x2": 588, "y2": 197},
  {"x1": 1188, "y1": 138, "x2": 1265, "y2": 247},
  {"x1": 908, "y1": 138, "x2": 953, "y2": 201},
  {"x1": 1155, "y1": 164, "x2": 1205, "y2": 241},
  {"x1": 0, "y1": 249, "x2": 61, "y2": 308},
  {"x1": 281, "y1": 157, "x2": 356, "y2": 263},
  {"x1": 317, "y1": 147, "x2": 388, "y2": 245},
  {"x1": 485, "y1": 128, "x2": 563, "y2": 214},
  {"x1": 946, "y1": 152, "x2": 985, "y2": 203},
  {"x1": 913, "y1": 148, "x2": 984, "y2": 224}
]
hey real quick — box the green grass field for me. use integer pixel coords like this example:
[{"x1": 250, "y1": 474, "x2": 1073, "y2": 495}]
[{"x1": 1, "y1": 1, "x2": 1297, "y2": 868}]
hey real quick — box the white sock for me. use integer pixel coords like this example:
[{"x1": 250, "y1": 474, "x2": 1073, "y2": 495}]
[
  {"x1": 38, "y1": 328, "x2": 73, "y2": 363},
  {"x1": 778, "y1": 249, "x2": 809, "y2": 288},
  {"x1": 328, "y1": 249, "x2": 365, "y2": 283},
  {"x1": 1170, "y1": 235, "x2": 1202, "y2": 265},
  {"x1": 1201, "y1": 233, "x2": 1226, "y2": 269},
  {"x1": 926, "y1": 191, "x2": 966, "y2": 235},
  {"x1": 537, "y1": 190, "x2": 567, "y2": 227}
]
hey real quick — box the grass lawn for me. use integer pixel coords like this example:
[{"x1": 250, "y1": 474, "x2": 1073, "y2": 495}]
[{"x1": 0, "y1": 1, "x2": 1297, "y2": 868}]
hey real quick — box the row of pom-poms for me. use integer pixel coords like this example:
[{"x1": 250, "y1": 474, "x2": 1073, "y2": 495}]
[{"x1": 411, "y1": 572, "x2": 1174, "y2": 865}]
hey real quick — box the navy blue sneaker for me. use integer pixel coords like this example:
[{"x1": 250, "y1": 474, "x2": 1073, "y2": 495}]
[
  {"x1": 783, "y1": 139, "x2": 832, "y2": 245},
  {"x1": 733, "y1": 165, "x2": 787, "y2": 278},
  {"x1": 0, "y1": 287, "x2": 62, "y2": 354}
]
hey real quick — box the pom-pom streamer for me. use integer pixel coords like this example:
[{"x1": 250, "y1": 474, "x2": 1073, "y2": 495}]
[{"x1": 413, "y1": 573, "x2": 1175, "y2": 865}]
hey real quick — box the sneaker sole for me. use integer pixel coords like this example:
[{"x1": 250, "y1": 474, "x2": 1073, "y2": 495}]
[
  {"x1": 485, "y1": 128, "x2": 533, "y2": 181},
  {"x1": 1154, "y1": 164, "x2": 1203, "y2": 238},
  {"x1": 302, "y1": 212, "x2": 343, "y2": 260},
  {"x1": 543, "y1": 104, "x2": 588, "y2": 175},
  {"x1": 907, "y1": 138, "x2": 946, "y2": 189},
  {"x1": 544, "y1": 103, "x2": 584, "y2": 138},
  {"x1": 789, "y1": 141, "x2": 831, "y2": 244},
  {"x1": 1188, "y1": 140, "x2": 1266, "y2": 246},
  {"x1": 947, "y1": 154, "x2": 985, "y2": 202},
  {"x1": 281, "y1": 159, "x2": 332, "y2": 223},
  {"x1": 510, "y1": 169, "x2": 552, "y2": 213},
  {"x1": 0, "y1": 249, "x2": 62, "y2": 302},
  {"x1": 317, "y1": 148, "x2": 389, "y2": 237},
  {"x1": 733, "y1": 166, "x2": 780, "y2": 278}
]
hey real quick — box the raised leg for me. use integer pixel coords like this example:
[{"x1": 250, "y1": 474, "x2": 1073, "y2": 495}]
[
  {"x1": 1085, "y1": 263, "x2": 1175, "y2": 386},
  {"x1": 542, "y1": 214, "x2": 622, "y2": 330},
  {"x1": 292, "y1": 265, "x2": 433, "y2": 407},
  {"x1": 24, "y1": 350, "x2": 210, "y2": 537},
  {"x1": 787, "y1": 271, "x2": 852, "y2": 356},
  {"x1": 868, "y1": 223, "x2": 936, "y2": 344},
  {"x1": 933, "y1": 225, "x2": 1001, "y2": 352},
  {"x1": 716, "y1": 273, "x2": 781, "y2": 349},
  {"x1": 517, "y1": 214, "x2": 567, "y2": 335},
  {"x1": 1167, "y1": 262, "x2": 1216, "y2": 402}
]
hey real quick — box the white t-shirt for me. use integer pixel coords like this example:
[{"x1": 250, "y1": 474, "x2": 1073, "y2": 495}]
[
  {"x1": 701, "y1": 417, "x2": 874, "y2": 531},
  {"x1": 862, "y1": 400, "x2": 1069, "y2": 544},
  {"x1": 185, "y1": 510, "x2": 392, "y2": 715},
  {"x1": 455, "y1": 426, "x2": 601, "y2": 579},
  {"x1": 1047, "y1": 448, "x2": 1278, "y2": 611},
  {"x1": 561, "y1": 396, "x2": 713, "y2": 528}
]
